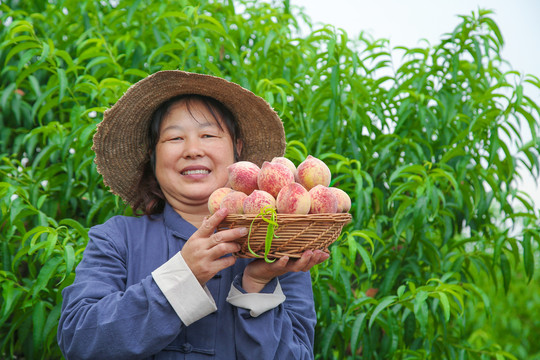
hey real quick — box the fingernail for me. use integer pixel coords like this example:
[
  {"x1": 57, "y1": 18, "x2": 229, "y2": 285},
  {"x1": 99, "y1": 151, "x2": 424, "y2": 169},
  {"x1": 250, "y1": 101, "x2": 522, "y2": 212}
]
[{"x1": 239, "y1": 227, "x2": 248, "y2": 236}]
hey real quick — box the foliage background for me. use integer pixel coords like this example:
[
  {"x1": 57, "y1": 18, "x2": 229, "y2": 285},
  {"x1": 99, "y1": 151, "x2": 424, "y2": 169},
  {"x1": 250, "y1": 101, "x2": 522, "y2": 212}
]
[{"x1": 1, "y1": 0, "x2": 539, "y2": 359}]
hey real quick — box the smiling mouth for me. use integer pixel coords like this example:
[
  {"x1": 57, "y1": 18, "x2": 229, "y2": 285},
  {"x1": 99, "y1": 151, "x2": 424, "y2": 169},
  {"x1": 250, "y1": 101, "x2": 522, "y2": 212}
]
[{"x1": 181, "y1": 169, "x2": 210, "y2": 175}]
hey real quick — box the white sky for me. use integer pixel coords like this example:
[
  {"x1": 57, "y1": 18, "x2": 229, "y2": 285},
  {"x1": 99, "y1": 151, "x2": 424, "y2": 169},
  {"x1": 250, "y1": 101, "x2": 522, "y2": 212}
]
[{"x1": 291, "y1": 0, "x2": 540, "y2": 210}]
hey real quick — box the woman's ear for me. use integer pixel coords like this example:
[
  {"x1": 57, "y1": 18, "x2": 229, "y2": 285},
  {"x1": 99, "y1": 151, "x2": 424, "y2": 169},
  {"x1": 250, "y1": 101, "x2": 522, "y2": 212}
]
[{"x1": 235, "y1": 139, "x2": 243, "y2": 161}]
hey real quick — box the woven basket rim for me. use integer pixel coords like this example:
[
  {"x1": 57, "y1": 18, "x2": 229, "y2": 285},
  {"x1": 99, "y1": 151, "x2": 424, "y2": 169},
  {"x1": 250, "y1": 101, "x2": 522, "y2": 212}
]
[{"x1": 223, "y1": 212, "x2": 352, "y2": 222}]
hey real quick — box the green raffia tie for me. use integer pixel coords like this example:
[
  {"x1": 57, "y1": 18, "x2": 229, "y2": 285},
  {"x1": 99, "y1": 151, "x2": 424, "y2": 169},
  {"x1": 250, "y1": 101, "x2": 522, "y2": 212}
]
[{"x1": 246, "y1": 206, "x2": 279, "y2": 263}]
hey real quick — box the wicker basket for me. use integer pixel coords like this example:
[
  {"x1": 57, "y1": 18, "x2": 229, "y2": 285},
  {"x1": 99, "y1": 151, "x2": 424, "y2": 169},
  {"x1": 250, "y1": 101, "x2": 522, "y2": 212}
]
[{"x1": 217, "y1": 213, "x2": 352, "y2": 259}]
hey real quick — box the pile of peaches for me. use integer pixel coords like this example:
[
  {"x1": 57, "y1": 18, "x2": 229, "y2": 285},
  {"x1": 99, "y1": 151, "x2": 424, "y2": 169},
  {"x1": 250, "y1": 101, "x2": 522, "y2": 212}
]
[{"x1": 208, "y1": 155, "x2": 351, "y2": 215}]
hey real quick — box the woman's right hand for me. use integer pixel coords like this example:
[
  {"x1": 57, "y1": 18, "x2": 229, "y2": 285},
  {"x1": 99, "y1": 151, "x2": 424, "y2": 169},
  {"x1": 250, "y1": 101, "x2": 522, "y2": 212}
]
[{"x1": 181, "y1": 208, "x2": 247, "y2": 286}]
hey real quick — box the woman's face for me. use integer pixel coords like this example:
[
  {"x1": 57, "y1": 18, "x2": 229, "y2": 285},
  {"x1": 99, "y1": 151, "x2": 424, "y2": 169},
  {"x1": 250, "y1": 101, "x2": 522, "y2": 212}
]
[{"x1": 154, "y1": 99, "x2": 239, "y2": 212}]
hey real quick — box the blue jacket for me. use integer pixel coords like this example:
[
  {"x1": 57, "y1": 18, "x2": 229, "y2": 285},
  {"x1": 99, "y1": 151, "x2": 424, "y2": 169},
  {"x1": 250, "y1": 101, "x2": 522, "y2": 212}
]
[{"x1": 57, "y1": 203, "x2": 316, "y2": 359}]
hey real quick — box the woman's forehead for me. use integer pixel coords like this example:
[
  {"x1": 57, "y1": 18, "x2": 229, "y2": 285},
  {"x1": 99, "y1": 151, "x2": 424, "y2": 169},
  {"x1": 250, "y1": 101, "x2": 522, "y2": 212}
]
[{"x1": 162, "y1": 100, "x2": 224, "y2": 129}]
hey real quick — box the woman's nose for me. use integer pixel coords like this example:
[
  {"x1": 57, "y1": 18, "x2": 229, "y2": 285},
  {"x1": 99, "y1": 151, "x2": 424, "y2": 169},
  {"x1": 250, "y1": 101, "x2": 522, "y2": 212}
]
[{"x1": 183, "y1": 138, "x2": 204, "y2": 158}]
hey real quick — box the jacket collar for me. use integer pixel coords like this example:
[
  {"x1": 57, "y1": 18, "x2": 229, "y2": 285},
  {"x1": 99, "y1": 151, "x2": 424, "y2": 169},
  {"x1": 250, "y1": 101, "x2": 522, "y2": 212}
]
[{"x1": 162, "y1": 202, "x2": 198, "y2": 240}]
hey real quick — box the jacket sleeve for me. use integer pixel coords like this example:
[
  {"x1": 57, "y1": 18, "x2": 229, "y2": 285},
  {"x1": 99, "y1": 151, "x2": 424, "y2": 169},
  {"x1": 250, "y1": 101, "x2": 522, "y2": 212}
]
[
  {"x1": 57, "y1": 222, "x2": 184, "y2": 360},
  {"x1": 231, "y1": 271, "x2": 317, "y2": 360}
]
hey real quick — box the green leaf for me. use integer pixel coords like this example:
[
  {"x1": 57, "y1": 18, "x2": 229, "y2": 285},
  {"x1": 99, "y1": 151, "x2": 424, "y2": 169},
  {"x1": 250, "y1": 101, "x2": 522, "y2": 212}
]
[
  {"x1": 350, "y1": 312, "x2": 367, "y2": 355},
  {"x1": 31, "y1": 257, "x2": 62, "y2": 297},
  {"x1": 32, "y1": 301, "x2": 46, "y2": 351},
  {"x1": 193, "y1": 36, "x2": 208, "y2": 66},
  {"x1": 356, "y1": 243, "x2": 373, "y2": 277},
  {"x1": 522, "y1": 232, "x2": 535, "y2": 282},
  {"x1": 379, "y1": 259, "x2": 401, "y2": 295},
  {"x1": 436, "y1": 291, "x2": 451, "y2": 322},
  {"x1": 263, "y1": 31, "x2": 276, "y2": 57},
  {"x1": 414, "y1": 290, "x2": 429, "y2": 334},
  {"x1": 320, "y1": 321, "x2": 338, "y2": 357},
  {"x1": 28, "y1": 228, "x2": 56, "y2": 255},
  {"x1": 57, "y1": 67, "x2": 67, "y2": 103},
  {"x1": 59, "y1": 218, "x2": 89, "y2": 241},
  {"x1": 1, "y1": 281, "x2": 24, "y2": 321},
  {"x1": 124, "y1": 68, "x2": 149, "y2": 79},
  {"x1": 22, "y1": 226, "x2": 50, "y2": 247},
  {"x1": 4, "y1": 41, "x2": 41, "y2": 66},
  {"x1": 389, "y1": 164, "x2": 427, "y2": 185},
  {"x1": 43, "y1": 303, "x2": 62, "y2": 347},
  {"x1": 369, "y1": 295, "x2": 397, "y2": 329},
  {"x1": 500, "y1": 251, "x2": 511, "y2": 294},
  {"x1": 148, "y1": 42, "x2": 185, "y2": 64},
  {"x1": 62, "y1": 244, "x2": 76, "y2": 279}
]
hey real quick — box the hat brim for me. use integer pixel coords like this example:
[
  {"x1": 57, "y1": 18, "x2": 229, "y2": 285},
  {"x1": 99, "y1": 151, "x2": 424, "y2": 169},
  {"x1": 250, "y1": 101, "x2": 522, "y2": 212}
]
[{"x1": 92, "y1": 71, "x2": 286, "y2": 207}]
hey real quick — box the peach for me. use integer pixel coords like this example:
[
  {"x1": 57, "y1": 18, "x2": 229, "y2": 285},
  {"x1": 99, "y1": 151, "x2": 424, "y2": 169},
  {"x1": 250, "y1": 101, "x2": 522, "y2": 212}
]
[
  {"x1": 243, "y1": 190, "x2": 276, "y2": 214},
  {"x1": 208, "y1": 187, "x2": 234, "y2": 214},
  {"x1": 219, "y1": 191, "x2": 247, "y2": 214},
  {"x1": 309, "y1": 185, "x2": 338, "y2": 214},
  {"x1": 296, "y1": 155, "x2": 331, "y2": 190},
  {"x1": 271, "y1": 156, "x2": 297, "y2": 176},
  {"x1": 330, "y1": 187, "x2": 352, "y2": 213},
  {"x1": 257, "y1": 161, "x2": 295, "y2": 198},
  {"x1": 276, "y1": 183, "x2": 311, "y2": 214},
  {"x1": 227, "y1": 161, "x2": 260, "y2": 195}
]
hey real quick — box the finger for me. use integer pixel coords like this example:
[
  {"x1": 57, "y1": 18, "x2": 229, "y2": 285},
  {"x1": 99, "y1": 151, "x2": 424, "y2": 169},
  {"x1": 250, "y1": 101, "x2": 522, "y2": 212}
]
[
  {"x1": 209, "y1": 227, "x2": 248, "y2": 247},
  {"x1": 193, "y1": 207, "x2": 229, "y2": 237},
  {"x1": 290, "y1": 250, "x2": 313, "y2": 272},
  {"x1": 212, "y1": 255, "x2": 237, "y2": 273},
  {"x1": 259, "y1": 256, "x2": 289, "y2": 274},
  {"x1": 275, "y1": 255, "x2": 290, "y2": 269},
  {"x1": 304, "y1": 250, "x2": 324, "y2": 271},
  {"x1": 262, "y1": 255, "x2": 289, "y2": 275},
  {"x1": 317, "y1": 250, "x2": 330, "y2": 262},
  {"x1": 289, "y1": 250, "x2": 323, "y2": 272},
  {"x1": 209, "y1": 241, "x2": 242, "y2": 259},
  {"x1": 302, "y1": 250, "x2": 329, "y2": 271}
]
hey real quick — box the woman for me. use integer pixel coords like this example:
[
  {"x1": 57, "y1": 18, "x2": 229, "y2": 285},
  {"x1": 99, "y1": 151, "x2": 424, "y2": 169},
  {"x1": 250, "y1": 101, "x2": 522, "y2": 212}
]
[{"x1": 57, "y1": 71, "x2": 329, "y2": 359}]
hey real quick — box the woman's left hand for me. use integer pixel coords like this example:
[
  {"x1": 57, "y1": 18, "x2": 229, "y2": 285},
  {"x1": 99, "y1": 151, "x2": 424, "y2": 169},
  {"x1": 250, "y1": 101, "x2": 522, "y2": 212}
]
[{"x1": 242, "y1": 250, "x2": 330, "y2": 293}]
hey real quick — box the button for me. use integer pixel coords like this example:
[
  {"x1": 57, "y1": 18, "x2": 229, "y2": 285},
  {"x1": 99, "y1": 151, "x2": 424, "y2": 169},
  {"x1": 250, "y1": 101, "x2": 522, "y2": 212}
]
[{"x1": 180, "y1": 343, "x2": 193, "y2": 353}]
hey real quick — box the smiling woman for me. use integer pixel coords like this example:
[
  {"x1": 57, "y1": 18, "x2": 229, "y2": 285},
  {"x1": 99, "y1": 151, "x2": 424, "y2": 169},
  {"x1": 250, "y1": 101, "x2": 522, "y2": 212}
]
[{"x1": 57, "y1": 71, "x2": 329, "y2": 359}]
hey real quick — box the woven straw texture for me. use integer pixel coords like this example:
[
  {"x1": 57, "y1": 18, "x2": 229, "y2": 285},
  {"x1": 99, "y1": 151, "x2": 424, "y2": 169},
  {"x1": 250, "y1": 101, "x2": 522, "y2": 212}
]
[{"x1": 217, "y1": 213, "x2": 352, "y2": 258}]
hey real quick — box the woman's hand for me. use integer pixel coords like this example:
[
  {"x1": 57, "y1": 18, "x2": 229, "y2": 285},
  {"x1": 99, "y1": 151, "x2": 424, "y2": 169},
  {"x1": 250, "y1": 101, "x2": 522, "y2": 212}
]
[
  {"x1": 242, "y1": 250, "x2": 330, "y2": 293},
  {"x1": 181, "y1": 208, "x2": 247, "y2": 286}
]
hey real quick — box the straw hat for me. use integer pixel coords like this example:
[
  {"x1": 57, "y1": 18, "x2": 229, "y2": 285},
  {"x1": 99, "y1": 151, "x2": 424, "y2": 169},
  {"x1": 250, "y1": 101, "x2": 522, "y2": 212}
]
[{"x1": 92, "y1": 70, "x2": 286, "y2": 207}]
